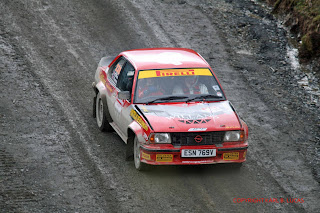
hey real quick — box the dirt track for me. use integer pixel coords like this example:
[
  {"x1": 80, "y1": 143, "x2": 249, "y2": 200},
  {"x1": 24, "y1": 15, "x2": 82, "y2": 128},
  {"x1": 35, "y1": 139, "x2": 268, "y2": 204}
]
[{"x1": 0, "y1": 0, "x2": 319, "y2": 212}]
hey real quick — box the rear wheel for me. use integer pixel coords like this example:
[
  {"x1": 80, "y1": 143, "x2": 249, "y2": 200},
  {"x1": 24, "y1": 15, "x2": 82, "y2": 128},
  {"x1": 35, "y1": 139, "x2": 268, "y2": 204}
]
[
  {"x1": 96, "y1": 92, "x2": 113, "y2": 132},
  {"x1": 134, "y1": 136, "x2": 149, "y2": 171}
]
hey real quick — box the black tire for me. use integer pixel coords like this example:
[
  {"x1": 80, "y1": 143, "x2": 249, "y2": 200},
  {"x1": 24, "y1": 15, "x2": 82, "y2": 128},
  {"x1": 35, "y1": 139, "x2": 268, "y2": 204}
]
[
  {"x1": 133, "y1": 136, "x2": 149, "y2": 171},
  {"x1": 96, "y1": 92, "x2": 113, "y2": 132}
]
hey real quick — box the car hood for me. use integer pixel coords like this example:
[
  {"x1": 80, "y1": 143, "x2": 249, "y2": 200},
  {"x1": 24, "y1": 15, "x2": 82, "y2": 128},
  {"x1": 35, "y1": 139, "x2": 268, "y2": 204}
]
[{"x1": 135, "y1": 101, "x2": 241, "y2": 132}]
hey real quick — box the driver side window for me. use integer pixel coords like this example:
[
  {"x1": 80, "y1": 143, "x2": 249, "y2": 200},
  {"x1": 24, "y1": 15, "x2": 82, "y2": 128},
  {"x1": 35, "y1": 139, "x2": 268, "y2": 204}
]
[
  {"x1": 116, "y1": 61, "x2": 135, "y2": 93},
  {"x1": 108, "y1": 57, "x2": 126, "y2": 85}
]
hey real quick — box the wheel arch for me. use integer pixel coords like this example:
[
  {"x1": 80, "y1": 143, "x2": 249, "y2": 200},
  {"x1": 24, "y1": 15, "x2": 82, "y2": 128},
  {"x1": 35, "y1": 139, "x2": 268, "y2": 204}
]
[
  {"x1": 128, "y1": 121, "x2": 145, "y2": 142},
  {"x1": 94, "y1": 86, "x2": 113, "y2": 128},
  {"x1": 125, "y1": 123, "x2": 144, "y2": 161}
]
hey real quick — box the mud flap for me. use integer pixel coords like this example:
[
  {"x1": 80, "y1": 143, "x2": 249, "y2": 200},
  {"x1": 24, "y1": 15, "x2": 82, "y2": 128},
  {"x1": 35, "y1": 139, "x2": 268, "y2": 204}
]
[
  {"x1": 125, "y1": 136, "x2": 134, "y2": 161},
  {"x1": 100, "y1": 93, "x2": 113, "y2": 123},
  {"x1": 93, "y1": 96, "x2": 97, "y2": 118}
]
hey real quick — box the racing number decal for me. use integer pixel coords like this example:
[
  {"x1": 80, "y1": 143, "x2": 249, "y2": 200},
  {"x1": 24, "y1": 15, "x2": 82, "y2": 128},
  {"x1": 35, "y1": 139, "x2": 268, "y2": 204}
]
[
  {"x1": 130, "y1": 109, "x2": 148, "y2": 131},
  {"x1": 115, "y1": 63, "x2": 122, "y2": 74},
  {"x1": 111, "y1": 63, "x2": 123, "y2": 82}
]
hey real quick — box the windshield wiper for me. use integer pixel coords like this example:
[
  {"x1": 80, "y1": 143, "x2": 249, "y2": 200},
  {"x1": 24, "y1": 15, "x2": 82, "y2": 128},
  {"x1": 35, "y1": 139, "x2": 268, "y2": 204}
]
[
  {"x1": 186, "y1": 94, "x2": 223, "y2": 103},
  {"x1": 146, "y1": 96, "x2": 188, "y2": 104}
]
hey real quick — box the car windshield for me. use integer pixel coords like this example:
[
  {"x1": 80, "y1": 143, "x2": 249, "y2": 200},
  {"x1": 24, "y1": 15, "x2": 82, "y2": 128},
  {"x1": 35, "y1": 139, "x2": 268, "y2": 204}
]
[{"x1": 134, "y1": 68, "x2": 225, "y2": 104}]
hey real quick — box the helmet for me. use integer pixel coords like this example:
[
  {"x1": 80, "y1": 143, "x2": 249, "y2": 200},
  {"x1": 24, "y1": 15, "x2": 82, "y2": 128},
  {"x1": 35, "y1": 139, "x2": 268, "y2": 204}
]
[{"x1": 185, "y1": 75, "x2": 198, "y2": 87}]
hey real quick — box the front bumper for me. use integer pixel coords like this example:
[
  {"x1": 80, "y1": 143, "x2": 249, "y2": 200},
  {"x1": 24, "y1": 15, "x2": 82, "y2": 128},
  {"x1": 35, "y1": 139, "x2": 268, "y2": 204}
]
[{"x1": 140, "y1": 144, "x2": 248, "y2": 165}]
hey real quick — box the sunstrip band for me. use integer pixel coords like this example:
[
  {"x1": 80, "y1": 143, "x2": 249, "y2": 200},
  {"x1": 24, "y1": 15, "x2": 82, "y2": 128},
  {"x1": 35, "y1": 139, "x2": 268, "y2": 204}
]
[{"x1": 138, "y1": 68, "x2": 212, "y2": 79}]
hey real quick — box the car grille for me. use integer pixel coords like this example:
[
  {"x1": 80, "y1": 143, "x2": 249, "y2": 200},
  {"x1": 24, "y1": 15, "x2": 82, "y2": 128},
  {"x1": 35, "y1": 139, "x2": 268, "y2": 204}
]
[{"x1": 171, "y1": 131, "x2": 225, "y2": 146}]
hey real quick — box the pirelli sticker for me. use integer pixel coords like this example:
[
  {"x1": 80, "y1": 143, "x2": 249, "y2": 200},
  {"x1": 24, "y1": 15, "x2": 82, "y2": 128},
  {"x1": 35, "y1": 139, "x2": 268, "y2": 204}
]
[
  {"x1": 138, "y1": 68, "x2": 213, "y2": 79},
  {"x1": 130, "y1": 109, "x2": 148, "y2": 131}
]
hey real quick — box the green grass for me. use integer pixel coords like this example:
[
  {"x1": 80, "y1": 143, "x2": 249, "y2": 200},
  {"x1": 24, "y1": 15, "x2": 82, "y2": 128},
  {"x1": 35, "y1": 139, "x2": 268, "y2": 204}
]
[{"x1": 269, "y1": 0, "x2": 320, "y2": 59}]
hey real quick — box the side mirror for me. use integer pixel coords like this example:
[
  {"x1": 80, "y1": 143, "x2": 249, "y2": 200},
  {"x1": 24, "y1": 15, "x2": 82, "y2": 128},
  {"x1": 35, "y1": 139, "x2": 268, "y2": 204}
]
[{"x1": 118, "y1": 91, "x2": 130, "y2": 100}]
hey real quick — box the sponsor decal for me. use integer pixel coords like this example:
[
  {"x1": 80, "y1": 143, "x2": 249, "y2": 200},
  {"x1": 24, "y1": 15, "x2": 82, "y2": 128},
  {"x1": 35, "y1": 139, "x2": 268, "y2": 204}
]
[
  {"x1": 179, "y1": 119, "x2": 211, "y2": 124},
  {"x1": 130, "y1": 109, "x2": 148, "y2": 131},
  {"x1": 100, "y1": 71, "x2": 113, "y2": 92},
  {"x1": 99, "y1": 71, "x2": 106, "y2": 84},
  {"x1": 156, "y1": 154, "x2": 173, "y2": 162},
  {"x1": 138, "y1": 68, "x2": 213, "y2": 79},
  {"x1": 142, "y1": 152, "x2": 151, "y2": 160},
  {"x1": 155, "y1": 70, "x2": 195, "y2": 77},
  {"x1": 111, "y1": 71, "x2": 118, "y2": 82},
  {"x1": 169, "y1": 113, "x2": 210, "y2": 120},
  {"x1": 105, "y1": 82, "x2": 113, "y2": 92},
  {"x1": 243, "y1": 151, "x2": 246, "y2": 158},
  {"x1": 212, "y1": 85, "x2": 220, "y2": 90},
  {"x1": 225, "y1": 126, "x2": 239, "y2": 129},
  {"x1": 127, "y1": 71, "x2": 134, "y2": 76},
  {"x1": 141, "y1": 106, "x2": 148, "y2": 112},
  {"x1": 188, "y1": 128, "x2": 207, "y2": 131},
  {"x1": 182, "y1": 160, "x2": 211, "y2": 164},
  {"x1": 141, "y1": 101, "x2": 233, "y2": 121},
  {"x1": 233, "y1": 198, "x2": 304, "y2": 204},
  {"x1": 223, "y1": 152, "x2": 239, "y2": 160}
]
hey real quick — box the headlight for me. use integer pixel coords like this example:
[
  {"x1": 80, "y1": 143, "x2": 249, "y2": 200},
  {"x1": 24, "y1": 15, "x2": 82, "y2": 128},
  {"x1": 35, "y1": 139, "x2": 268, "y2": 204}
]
[
  {"x1": 224, "y1": 131, "x2": 244, "y2": 142},
  {"x1": 149, "y1": 133, "x2": 171, "y2": 144}
]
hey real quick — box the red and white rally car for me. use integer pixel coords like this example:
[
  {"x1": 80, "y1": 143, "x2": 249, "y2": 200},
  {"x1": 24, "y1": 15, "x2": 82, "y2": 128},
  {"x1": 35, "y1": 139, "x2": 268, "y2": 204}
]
[{"x1": 92, "y1": 48, "x2": 248, "y2": 170}]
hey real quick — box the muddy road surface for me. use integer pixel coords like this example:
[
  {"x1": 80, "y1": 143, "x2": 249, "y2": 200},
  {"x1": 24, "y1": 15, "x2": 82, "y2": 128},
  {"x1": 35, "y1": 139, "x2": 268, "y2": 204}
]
[{"x1": 1, "y1": 0, "x2": 319, "y2": 212}]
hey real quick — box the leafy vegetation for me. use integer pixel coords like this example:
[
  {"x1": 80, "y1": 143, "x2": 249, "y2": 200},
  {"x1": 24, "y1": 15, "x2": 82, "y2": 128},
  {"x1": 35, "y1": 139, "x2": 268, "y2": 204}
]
[{"x1": 265, "y1": 0, "x2": 320, "y2": 63}]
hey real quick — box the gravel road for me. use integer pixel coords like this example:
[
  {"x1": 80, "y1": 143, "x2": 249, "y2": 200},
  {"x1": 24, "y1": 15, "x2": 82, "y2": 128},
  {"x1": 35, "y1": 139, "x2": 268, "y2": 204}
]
[{"x1": 1, "y1": 0, "x2": 319, "y2": 212}]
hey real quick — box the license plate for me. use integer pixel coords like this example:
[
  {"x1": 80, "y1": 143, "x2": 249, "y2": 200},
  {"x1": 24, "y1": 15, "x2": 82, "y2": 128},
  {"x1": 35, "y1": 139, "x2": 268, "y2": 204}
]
[
  {"x1": 181, "y1": 149, "x2": 216, "y2": 157},
  {"x1": 223, "y1": 152, "x2": 239, "y2": 160}
]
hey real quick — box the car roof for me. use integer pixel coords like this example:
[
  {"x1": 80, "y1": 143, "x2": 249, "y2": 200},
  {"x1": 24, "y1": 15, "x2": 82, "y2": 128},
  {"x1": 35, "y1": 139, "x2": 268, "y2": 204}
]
[{"x1": 121, "y1": 48, "x2": 210, "y2": 70}]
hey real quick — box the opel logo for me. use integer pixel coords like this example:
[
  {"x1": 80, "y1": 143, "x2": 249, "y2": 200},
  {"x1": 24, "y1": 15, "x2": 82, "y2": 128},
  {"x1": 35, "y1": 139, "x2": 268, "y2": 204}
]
[{"x1": 194, "y1": 135, "x2": 203, "y2": 143}]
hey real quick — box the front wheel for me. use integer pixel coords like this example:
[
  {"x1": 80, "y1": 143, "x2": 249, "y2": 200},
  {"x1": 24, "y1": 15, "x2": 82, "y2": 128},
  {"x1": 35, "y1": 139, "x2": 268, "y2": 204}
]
[
  {"x1": 134, "y1": 136, "x2": 149, "y2": 171},
  {"x1": 96, "y1": 92, "x2": 113, "y2": 132}
]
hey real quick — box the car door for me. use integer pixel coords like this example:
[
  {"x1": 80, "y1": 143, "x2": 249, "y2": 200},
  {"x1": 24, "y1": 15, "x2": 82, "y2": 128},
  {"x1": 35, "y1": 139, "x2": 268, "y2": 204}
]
[
  {"x1": 106, "y1": 57, "x2": 126, "y2": 124},
  {"x1": 115, "y1": 60, "x2": 135, "y2": 136}
]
